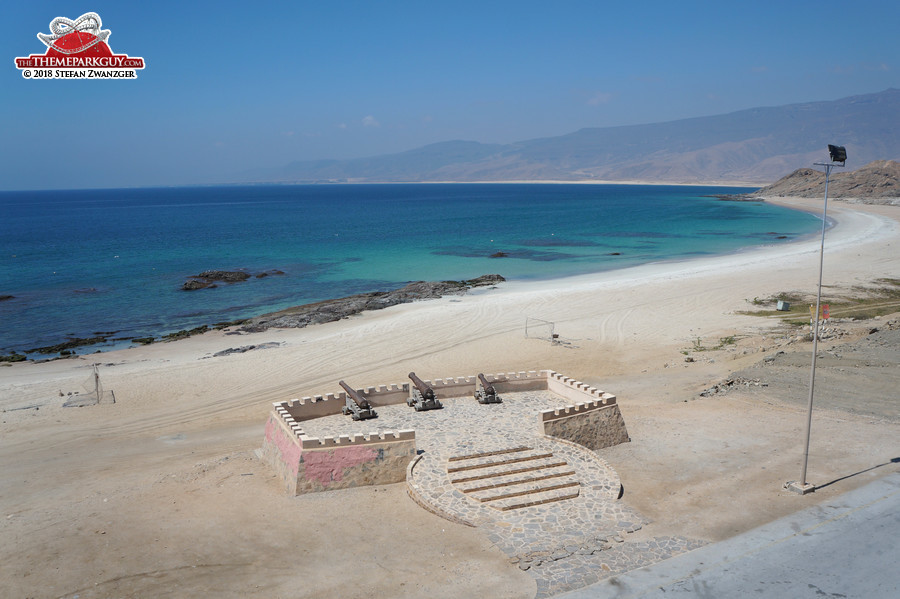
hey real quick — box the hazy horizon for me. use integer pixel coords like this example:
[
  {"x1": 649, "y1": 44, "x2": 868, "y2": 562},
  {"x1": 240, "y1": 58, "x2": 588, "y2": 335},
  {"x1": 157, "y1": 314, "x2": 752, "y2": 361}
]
[{"x1": 3, "y1": 1, "x2": 898, "y2": 191}]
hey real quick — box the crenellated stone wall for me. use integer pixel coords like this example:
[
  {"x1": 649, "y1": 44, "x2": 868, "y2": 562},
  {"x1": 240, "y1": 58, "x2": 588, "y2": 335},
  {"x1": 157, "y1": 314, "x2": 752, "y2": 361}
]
[
  {"x1": 538, "y1": 403, "x2": 631, "y2": 451},
  {"x1": 279, "y1": 371, "x2": 553, "y2": 425},
  {"x1": 261, "y1": 401, "x2": 416, "y2": 496},
  {"x1": 538, "y1": 385, "x2": 629, "y2": 451},
  {"x1": 261, "y1": 370, "x2": 628, "y2": 495},
  {"x1": 279, "y1": 382, "x2": 410, "y2": 422},
  {"x1": 260, "y1": 412, "x2": 303, "y2": 494},
  {"x1": 295, "y1": 433, "x2": 417, "y2": 494}
]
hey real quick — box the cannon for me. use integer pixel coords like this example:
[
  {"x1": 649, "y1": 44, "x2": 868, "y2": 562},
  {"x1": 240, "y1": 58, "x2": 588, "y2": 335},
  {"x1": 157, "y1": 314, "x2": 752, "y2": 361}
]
[
  {"x1": 339, "y1": 380, "x2": 377, "y2": 421},
  {"x1": 406, "y1": 372, "x2": 443, "y2": 411},
  {"x1": 474, "y1": 373, "x2": 502, "y2": 404}
]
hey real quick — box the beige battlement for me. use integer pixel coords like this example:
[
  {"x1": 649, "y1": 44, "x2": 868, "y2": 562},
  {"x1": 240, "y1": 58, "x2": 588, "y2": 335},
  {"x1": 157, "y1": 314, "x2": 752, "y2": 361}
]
[
  {"x1": 537, "y1": 376, "x2": 629, "y2": 450},
  {"x1": 274, "y1": 369, "x2": 617, "y2": 441},
  {"x1": 539, "y1": 396, "x2": 617, "y2": 422},
  {"x1": 262, "y1": 407, "x2": 417, "y2": 495},
  {"x1": 545, "y1": 371, "x2": 617, "y2": 405},
  {"x1": 273, "y1": 399, "x2": 415, "y2": 449},
  {"x1": 299, "y1": 429, "x2": 415, "y2": 449},
  {"x1": 262, "y1": 369, "x2": 627, "y2": 494},
  {"x1": 280, "y1": 382, "x2": 410, "y2": 421},
  {"x1": 279, "y1": 371, "x2": 557, "y2": 424}
]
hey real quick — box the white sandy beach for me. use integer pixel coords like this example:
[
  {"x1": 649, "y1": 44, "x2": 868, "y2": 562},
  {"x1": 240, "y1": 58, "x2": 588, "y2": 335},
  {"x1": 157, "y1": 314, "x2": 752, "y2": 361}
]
[{"x1": 2, "y1": 197, "x2": 899, "y2": 598}]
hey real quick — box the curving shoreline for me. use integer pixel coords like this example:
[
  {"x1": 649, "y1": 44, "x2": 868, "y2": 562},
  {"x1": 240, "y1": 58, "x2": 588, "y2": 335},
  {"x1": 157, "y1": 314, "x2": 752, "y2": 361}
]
[{"x1": 5, "y1": 196, "x2": 891, "y2": 362}]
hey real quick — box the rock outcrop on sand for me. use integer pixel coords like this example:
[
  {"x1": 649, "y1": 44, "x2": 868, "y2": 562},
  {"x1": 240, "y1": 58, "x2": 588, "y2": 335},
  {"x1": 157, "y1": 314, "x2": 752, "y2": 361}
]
[
  {"x1": 701, "y1": 318, "x2": 900, "y2": 422},
  {"x1": 750, "y1": 160, "x2": 900, "y2": 204},
  {"x1": 241, "y1": 274, "x2": 505, "y2": 332}
]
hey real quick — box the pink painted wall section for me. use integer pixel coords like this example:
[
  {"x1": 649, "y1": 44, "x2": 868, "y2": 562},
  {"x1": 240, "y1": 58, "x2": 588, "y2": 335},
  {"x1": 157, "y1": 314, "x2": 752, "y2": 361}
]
[
  {"x1": 261, "y1": 410, "x2": 416, "y2": 495},
  {"x1": 263, "y1": 414, "x2": 302, "y2": 478},
  {"x1": 295, "y1": 440, "x2": 417, "y2": 494},
  {"x1": 301, "y1": 446, "x2": 378, "y2": 486}
]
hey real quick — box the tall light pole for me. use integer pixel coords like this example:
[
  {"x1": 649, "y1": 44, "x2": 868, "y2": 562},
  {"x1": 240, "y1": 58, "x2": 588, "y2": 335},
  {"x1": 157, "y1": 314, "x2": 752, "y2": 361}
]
[{"x1": 787, "y1": 144, "x2": 846, "y2": 495}]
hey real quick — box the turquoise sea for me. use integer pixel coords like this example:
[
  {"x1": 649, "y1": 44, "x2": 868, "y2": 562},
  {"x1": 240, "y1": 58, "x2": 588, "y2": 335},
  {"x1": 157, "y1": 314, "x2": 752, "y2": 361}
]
[{"x1": 0, "y1": 184, "x2": 821, "y2": 357}]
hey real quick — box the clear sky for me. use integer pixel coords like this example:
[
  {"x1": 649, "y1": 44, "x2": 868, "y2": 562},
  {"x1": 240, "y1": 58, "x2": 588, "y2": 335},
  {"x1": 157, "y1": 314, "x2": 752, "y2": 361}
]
[{"x1": 2, "y1": 1, "x2": 898, "y2": 190}]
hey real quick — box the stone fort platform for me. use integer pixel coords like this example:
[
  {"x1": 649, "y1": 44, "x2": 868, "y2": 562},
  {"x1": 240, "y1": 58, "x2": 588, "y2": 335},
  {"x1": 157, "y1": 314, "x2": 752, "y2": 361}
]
[{"x1": 260, "y1": 370, "x2": 704, "y2": 596}]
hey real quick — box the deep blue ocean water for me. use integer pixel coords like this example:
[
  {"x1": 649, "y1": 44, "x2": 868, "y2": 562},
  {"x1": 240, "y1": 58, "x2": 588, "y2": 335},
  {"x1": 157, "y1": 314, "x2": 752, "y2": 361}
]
[{"x1": 0, "y1": 183, "x2": 820, "y2": 356}]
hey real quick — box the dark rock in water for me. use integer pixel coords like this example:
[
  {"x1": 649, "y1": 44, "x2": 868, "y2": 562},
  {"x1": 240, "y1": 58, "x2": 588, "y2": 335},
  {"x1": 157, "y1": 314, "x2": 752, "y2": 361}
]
[
  {"x1": 608, "y1": 252, "x2": 622, "y2": 256},
  {"x1": 182, "y1": 269, "x2": 280, "y2": 290},
  {"x1": 0, "y1": 352, "x2": 27, "y2": 362},
  {"x1": 183, "y1": 279, "x2": 216, "y2": 291},
  {"x1": 709, "y1": 194, "x2": 764, "y2": 203},
  {"x1": 242, "y1": 274, "x2": 506, "y2": 333},
  {"x1": 198, "y1": 270, "x2": 251, "y2": 282},
  {"x1": 490, "y1": 251, "x2": 509, "y2": 258},
  {"x1": 0, "y1": 295, "x2": 13, "y2": 301},
  {"x1": 132, "y1": 337, "x2": 156, "y2": 345}
]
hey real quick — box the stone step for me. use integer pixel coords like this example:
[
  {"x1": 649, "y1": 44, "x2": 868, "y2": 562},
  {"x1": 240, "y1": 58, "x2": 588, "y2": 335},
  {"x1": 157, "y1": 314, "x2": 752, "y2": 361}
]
[
  {"x1": 490, "y1": 484, "x2": 582, "y2": 511},
  {"x1": 448, "y1": 446, "x2": 533, "y2": 462},
  {"x1": 446, "y1": 450, "x2": 554, "y2": 473},
  {"x1": 470, "y1": 478, "x2": 580, "y2": 504},
  {"x1": 455, "y1": 465, "x2": 577, "y2": 494},
  {"x1": 449, "y1": 456, "x2": 569, "y2": 483}
]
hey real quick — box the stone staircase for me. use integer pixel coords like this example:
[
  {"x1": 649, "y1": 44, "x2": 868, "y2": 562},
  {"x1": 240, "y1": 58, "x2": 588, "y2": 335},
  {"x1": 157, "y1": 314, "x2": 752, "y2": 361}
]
[{"x1": 448, "y1": 446, "x2": 580, "y2": 511}]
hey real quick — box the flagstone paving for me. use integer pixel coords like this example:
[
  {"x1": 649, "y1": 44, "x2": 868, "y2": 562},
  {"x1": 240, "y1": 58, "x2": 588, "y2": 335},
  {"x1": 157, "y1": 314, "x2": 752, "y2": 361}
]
[{"x1": 300, "y1": 391, "x2": 705, "y2": 597}]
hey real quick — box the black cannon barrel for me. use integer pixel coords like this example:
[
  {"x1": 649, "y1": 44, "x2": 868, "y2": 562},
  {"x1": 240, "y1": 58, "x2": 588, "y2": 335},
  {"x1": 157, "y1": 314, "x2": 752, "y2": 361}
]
[
  {"x1": 408, "y1": 372, "x2": 435, "y2": 400},
  {"x1": 478, "y1": 373, "x2": 495, "y2": 395},
  {"x1": 339, "y1": 380, "x2": 371, "y2": 409}
]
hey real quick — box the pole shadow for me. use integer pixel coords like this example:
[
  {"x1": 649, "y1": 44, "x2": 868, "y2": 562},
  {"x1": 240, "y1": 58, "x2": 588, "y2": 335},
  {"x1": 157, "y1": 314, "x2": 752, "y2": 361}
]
[{"x1": 815, "y1": 457, "x2": 900, "y2": 491}]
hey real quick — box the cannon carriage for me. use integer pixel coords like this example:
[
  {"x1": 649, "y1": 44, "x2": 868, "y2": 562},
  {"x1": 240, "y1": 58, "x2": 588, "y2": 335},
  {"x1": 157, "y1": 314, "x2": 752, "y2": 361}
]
[
  {"x1": 339, "y1": 380, "x2": 378, "y2": 421},
  {"x1": 475, "y1": 373, "x2": 502, "y2": 404},
  {"x1": 406, "y1": 372, "x2": 443, "y2": 411}
]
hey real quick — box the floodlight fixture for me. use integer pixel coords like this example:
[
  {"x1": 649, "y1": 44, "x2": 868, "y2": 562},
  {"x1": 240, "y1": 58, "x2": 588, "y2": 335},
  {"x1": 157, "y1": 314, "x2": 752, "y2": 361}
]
[
  {"x1": 787, "y1": 144, "x2": 847, "y2": 495},
  {"x1": 828, "y1": 144, "x2": 847, "y2": 164}
]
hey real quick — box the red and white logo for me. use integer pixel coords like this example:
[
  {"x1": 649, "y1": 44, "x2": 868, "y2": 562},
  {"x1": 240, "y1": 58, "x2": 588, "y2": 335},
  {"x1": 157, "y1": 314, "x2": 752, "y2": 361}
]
[{"x1": 14, "y1": 12, "x2": 145, "y2": 79}]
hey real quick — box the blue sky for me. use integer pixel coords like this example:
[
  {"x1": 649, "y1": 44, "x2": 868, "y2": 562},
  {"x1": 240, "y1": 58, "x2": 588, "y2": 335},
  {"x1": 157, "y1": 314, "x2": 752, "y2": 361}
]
[{"x1": 2, "y1": 1, "x2": 898, "y2": 190}]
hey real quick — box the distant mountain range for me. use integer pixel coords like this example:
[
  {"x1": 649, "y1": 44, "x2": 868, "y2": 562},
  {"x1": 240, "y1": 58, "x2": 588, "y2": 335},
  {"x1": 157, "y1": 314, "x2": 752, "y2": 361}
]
[{"x1": 250, "y1": 89, "x2": 900, "y2": 185}]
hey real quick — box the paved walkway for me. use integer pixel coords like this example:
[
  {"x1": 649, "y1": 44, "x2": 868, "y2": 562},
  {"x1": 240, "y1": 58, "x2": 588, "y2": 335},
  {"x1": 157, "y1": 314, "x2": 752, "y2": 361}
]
[
  {"x1": 302, "y1": 391, "x2": 705, "y2": 597},
  {"x1": 558, "y1": 471, "x2": 900, "y2": 598}
]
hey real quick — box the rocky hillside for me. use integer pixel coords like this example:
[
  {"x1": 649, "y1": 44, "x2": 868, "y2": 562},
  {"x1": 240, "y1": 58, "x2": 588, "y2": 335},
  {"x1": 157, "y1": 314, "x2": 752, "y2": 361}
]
[
  {"x1": 751, "y1": 160, "x2": 900, "y2": 203},
  {"x1": 249, "y1": 89, "x2": 900, "y2": 185}
]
